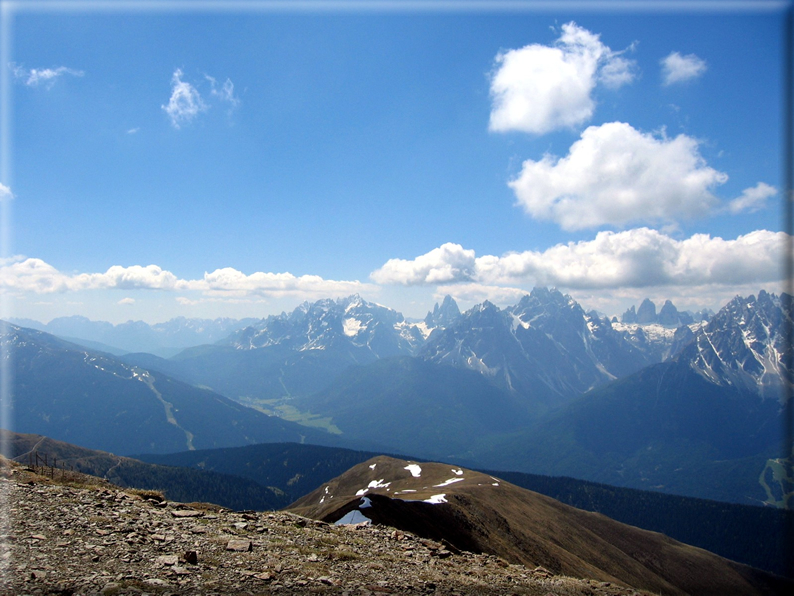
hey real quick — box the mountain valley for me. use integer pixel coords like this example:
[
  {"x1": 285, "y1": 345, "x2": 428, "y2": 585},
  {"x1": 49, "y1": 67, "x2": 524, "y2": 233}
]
[{"x1": 6, "y1": 288, "x2": 793, "y2": 508}]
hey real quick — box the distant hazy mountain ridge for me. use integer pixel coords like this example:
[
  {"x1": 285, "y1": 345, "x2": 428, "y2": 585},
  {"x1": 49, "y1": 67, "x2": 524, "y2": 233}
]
[
  {"x1": 8, "y1": 314, "x2": 259, "y2": 356},
  {"x1": 2, "y1": 323, "x2": 339, "y2": 455},
  {"x1": 620, "y1": 298, "x2": 713, "y2": 327}
]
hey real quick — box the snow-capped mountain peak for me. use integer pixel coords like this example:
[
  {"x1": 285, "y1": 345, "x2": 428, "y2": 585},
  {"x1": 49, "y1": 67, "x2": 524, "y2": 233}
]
[
  {"x1": 683, "y1": 291, "x2": 793, "y2": 400},
  {"x1": 224, "y1": 295, "x2": 425, "y2": 356},
  {"x1": 420, "y1": 288, "x2": 652, "y2": 408}
]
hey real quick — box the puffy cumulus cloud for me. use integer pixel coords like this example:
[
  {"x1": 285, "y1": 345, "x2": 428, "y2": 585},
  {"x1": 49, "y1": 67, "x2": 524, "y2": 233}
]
[
  {"x1": 0, "y1": 183, "x2": 12, "y2": 200},
  {"x1": 370, "y1": 243, "x2": 477, "y2": 285},
  {"x1": 162, "y1": 68, "x2": 207, "y2": 129},
  {"x1": 661, "y1": 52, "x2": 707, "y2": 86},
  {"x1": 509, "y1": 122, "x2": 727, "y2": 230},
  {"x1": 478, "y1": 229, "x2": 785, "y2": 289},
  {"x1": 727, "y1": 182, "x2": 777, "y2": 214},
  {"x1": 12, "y1": 64, "x2": 84, "y2": 88},
  {"x1": 370, "y1": 229, "x2": 786, "y2": 291},
  {"x1": 0, "y1": 258, "x2": 72, "y2": 294},
  {"x1": 118, "y1": 297, "x2": 135, "y2": 305},
  {"x1": 0, "y1": 259, "x2": 186, "y2": 293},
  {"x1": 83, "y1": 264, "x2": 183, "y2": 290},
  {"x1": 489, "y1": 22, "x2": 636, "y2": 135},
  {"x1": 0, "y1": 258, "x2": 371, "y2": 301}
]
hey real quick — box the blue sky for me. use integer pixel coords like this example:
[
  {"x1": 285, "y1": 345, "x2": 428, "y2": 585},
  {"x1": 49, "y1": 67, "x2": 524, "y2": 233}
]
[{"x1": 0, "y1": 1, "x2": 789, "y2": 323}]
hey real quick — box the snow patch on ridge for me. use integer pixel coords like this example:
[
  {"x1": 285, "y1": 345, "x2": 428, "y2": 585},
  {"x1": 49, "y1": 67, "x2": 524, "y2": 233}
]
[
  {"x1": 404, "y1": 464, "x2": 422, "y2": 477},
  {"x1": 434, "y1": 477, "x2": 464, "y2": 488},
  {"x1": 510, "y1": 313, "x2": 530, "y2": 331},
  {"x1": 343, "y1": 318, "x2": 365, "y2": 337},
  {"x1": 355, "y1": 479, "x2": 391, "y2": 496}
]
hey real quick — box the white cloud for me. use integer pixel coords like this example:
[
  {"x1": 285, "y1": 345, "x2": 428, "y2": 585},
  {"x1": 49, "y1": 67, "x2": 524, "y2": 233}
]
[
  {"x1": 12, "y1": 63, "x2": 84, "y2": 88},
  {"x1": 162, "y1": 68, "x2": 207, "y2": 129},
  {"x1": 126, "y1": 127, "x2": 140, "y2": 135},
  {"x1": 0, "y1": 257, "x2": 69, "y2": 294},
  {"x1": 188, "y1": 267, "x2": 371, "y2": 298},
  {"x1": 371, "y1": 229, "x2": 786, "y2": 291},
  {"x1": 0, "y1": 258, "x2": 372, "y2": 300},
  {"x1": 84, "y1": 264, "x2": 184, "y2": 291},
  {"x1": 0, "y1": 260, "x2": 186, "y2": 293},
  {"x1": 208, "y1": 75, "x2": 240, "y2": 110},
  {"x1": 161, "y1": 70, "x2": 240, "y2": 128},
  {"x1": 727, "y1": 182, "x2": 777, "y2": 214},
  {"x1": 370, "y1": 243, "x2": 476, "y2": 285},
  {"x1": 598, "y1": 53, "x2": 636, "y2": 89},
  {"x1": 661, "y1": 52, "x2": 707, "y2": 86},
  {"x1": 0, "y1": 183, "x2": 12, "y2": 201},
  {"x1": 508, "y1": 121, "x2": 728, "y2": 230},
  {"x1": 118, "y1": 297, "x2": 135, "y2": 305},
  {"x1": 489, "y1": 22, "x2": 636, "y2": 135}
]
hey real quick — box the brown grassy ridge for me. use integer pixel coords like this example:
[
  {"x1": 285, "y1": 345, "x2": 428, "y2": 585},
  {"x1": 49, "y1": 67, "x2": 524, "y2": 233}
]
[{"x1": 289, "y1": 455, "x2": 793, "y2": 596}]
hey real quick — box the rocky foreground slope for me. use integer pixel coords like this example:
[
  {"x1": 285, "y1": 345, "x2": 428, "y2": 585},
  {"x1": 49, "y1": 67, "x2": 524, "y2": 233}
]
[{"x1": 1, "y1": 457, "x2": 653, "y2": 596}]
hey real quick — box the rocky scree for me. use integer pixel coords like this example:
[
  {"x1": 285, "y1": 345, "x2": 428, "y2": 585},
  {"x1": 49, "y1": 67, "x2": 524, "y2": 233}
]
[{"x1": 0, "y1": 459, "x2": 651, "y2": 595}]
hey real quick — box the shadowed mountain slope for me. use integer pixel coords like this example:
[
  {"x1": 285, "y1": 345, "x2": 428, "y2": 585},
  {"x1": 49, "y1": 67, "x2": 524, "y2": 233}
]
[
  {"x1": 0, "y1": 430, "x2": 290, "y2": 510},
  {"x1": 136, "y1": 441, "x2": 395, "y2": 504},
  {"x1": 4, "y1": 323, "x2": 338, "y2": 455},
  {"x1": 292, "y1": 356, "x2": 532, "y2": 458}
]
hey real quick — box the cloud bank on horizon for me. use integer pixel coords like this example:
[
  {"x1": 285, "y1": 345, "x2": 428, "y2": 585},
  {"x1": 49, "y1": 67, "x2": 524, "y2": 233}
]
[
  {"x1": 0, "y1": 257, "x2": 372, "y2": 299},
  {"x1": 370, "y1": 230, "x2": 785, "y2": 291}
]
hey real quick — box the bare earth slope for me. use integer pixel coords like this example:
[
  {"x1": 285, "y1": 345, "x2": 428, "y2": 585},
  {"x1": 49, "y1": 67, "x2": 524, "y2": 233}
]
[{"x1": 289, "y1": 456, "x2": 790, "y2": 596}]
